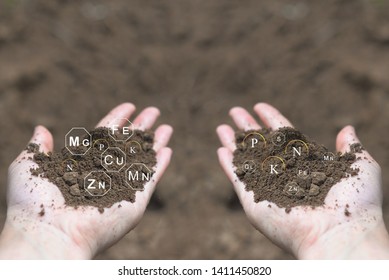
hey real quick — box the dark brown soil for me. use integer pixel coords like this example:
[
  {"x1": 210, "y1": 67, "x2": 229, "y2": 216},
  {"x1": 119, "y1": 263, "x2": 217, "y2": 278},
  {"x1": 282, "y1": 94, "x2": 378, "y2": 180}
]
[
  {"x1": 1, "y1": 0, "x2": 389, "y2": 260},
  {"x1": 29, "y1": 128, "x2": 156, "y2": 212},
  {"x1": 233, "y1": 127, "x2": 360, "y2": 211}
]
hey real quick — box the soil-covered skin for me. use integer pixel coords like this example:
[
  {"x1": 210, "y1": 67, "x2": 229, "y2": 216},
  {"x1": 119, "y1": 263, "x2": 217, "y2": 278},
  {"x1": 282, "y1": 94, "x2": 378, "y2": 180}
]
[
  {"x1": 28, "y1": 128, "x2": 156, "y2": 213},
  {"x1": 1, "y1": 1, "x2": 389, "y2": 260},
  {"x1": 233, "y1": 127, "x2": 360, "y2": 211}
]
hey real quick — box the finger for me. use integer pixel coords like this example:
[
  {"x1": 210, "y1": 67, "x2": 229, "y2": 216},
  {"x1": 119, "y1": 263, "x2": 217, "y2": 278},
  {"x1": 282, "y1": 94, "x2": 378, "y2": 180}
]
[
  {"x1": 336, "y1": 125, "x2": 360, "y2": 153},
  {"x1": 336, "y1": 126, "x2": 375, "y2": 161},
  {"x1": 28, "y1": 125, "x2": 54, "y2": 154},
  {"x1": 12, "y1": 126, "x2": 54, "y2": 168},
  {"x1": 132, "y1": 107, "x2": 160, "y2": 130},
  {"x1": 335, "y1": 126, "x2": 381, "y2": 207},
  {"x1": 153, "y1": 125, "x2": 173, "y2": 152},
  {"x1": 95, "y1": 103, "x2": 136, "y2": 128},
  {"x1": 135, "y1": 147, "x2": 173, "y2": 210},
  {"x1": 254, "y1": 103, "x2": 293, "y2": 130},
  {"x1": 229, "y1": 107, "x2": 261, "y2": 131},
  {"x1": 216, "y1": 125, "x2": 236, "y2": 151}
]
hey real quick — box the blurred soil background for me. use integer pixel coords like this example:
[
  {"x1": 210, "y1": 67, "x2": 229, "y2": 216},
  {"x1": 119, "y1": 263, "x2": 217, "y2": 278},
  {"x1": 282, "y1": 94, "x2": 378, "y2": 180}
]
[{"x1": 1, "y1": 0, "x2": 389, "y2": 259}]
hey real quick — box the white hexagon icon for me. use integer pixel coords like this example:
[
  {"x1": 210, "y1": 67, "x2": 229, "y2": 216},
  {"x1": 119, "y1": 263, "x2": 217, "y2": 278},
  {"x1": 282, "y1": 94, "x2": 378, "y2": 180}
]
[
  {"x1": 101, "y1": 147, "x2": 126, "y2": 172},
  {"x1": 107, "y1": 118, "x2": 134, "y2": 142},
  {"x1": 65, "y1": 127, "x2": 91, "y2": 155},
  {"x1": 125, "y1": 163, "x2": 153, "y2": 191},
  {"x1": 84, "y1": 171, "x2": 111, "y2": 197}
]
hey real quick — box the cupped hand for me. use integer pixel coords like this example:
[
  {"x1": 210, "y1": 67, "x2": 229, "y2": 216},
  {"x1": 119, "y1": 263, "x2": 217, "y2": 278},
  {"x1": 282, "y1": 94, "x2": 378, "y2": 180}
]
[
  {"x1": 0, "y1": 103, "x2": 173, "y2": 259},
  {"x1": 217, "y1": 103, "x2": 389, "y2": 259}
]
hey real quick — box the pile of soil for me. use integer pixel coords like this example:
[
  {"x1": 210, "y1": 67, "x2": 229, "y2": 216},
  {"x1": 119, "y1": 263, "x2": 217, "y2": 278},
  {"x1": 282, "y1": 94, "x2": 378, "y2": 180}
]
[
  {"x1": 233, "y1": 127, "x2": 362, "y2": 212},
  {"x1": 28, "y1": 127, "x2": 156, "y2": 213}
]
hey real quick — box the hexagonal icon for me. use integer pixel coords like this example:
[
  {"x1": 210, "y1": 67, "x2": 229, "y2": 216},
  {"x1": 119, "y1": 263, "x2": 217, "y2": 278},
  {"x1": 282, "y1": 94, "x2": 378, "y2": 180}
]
[
  {"x1": 65, "y1": 127, "x2": 91, "y2": 155},
  {"x1": 84, "y1": 171, "x2": 111, "y2": 197},
  {"x1": 101, "y1": 147, "x2": 126, "y2": 172},
  {"x1": 125, "y1": 163, "x2": 153, "y2": 191},
  {"x1": 107, "y1": 118, "x2": 134, "y2": 142}
]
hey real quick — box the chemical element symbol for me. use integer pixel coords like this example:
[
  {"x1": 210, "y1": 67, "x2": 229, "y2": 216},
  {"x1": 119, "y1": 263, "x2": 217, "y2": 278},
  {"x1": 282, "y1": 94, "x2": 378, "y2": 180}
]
[
  {"x1": 125, "y1": 163, "x2": 153, "y2": 191},
  {"x1": 108, "y1": 118, "x2": 134, "y2": 142},
  {"x1": 84, "y1": 171, "x2": 112, "y2": 197},
  {"x1": 65, "y1": 127, "x2": 91, "y2": 155},
  {"x1": 101, "y1": 147, "x2": 127, "y2": 172}
]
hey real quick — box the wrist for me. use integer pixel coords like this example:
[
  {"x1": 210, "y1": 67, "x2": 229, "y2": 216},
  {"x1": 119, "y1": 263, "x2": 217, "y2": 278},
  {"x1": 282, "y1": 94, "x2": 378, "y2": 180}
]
[
  {"x1": 298, "y1": 217, "x2": 389, "y2": 259},
  {"x1": 0, "y1": 217, "x2": 91, "y2": 259}
]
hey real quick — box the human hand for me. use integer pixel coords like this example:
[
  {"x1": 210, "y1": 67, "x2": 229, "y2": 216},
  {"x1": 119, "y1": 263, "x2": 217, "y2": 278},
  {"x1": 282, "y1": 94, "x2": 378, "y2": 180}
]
[
  {"x1": 217, "y1": 103, "x2": 389, "y2": 259},
  {"x1": 0, "y1": 103, "x2": 173, "y2": 259}
]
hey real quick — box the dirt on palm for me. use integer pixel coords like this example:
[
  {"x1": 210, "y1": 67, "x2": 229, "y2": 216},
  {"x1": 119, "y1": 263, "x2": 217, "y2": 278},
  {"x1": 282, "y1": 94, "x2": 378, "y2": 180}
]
[
  {"x1": 233, "y1": 127, "x2": 360, "y2": 211},
  {"x1": 28, "y1": 128, "x2": 156, "y2": 213}
]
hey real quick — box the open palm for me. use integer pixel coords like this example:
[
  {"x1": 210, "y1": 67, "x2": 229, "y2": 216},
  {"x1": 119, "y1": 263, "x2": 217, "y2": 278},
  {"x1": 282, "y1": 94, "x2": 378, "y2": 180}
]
[
  {"x1": 217, "y1": 103, "x2": 389, "y2": 259},
  {"x1": 1, "y1": 103, "x2": 172, "y2": 259}
]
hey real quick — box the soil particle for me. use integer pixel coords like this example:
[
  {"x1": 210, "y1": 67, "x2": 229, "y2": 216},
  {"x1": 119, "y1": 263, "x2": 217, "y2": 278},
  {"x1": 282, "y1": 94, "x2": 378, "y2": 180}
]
[
  {"x1": 69, "y1": 184, "x2": 81, "y2": 196},
  {"x1": 39, "y1": 204, "x2": 45, "y2": 217},
  {"x1": 308, "y1": 184, "x2": 320, "y2": 196},
  {"x1": 63, "y1": 172, "x2": 78, "y2": 185},
  {"x1": 311, "y1": 172, "x2": 327, "y2": 185},
  {"x1": 345, "y1": 204, "x2": 351, "y2": 217}
]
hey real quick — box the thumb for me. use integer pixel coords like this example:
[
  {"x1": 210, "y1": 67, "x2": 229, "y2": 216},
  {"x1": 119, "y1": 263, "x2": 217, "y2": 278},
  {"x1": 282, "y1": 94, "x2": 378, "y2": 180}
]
[
  {"x1": 11, "y1": 126, "x2": 54, "y2": 169},
  {"x1": 28, "y1": 125, "x2": 54, "y2": 154}
]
